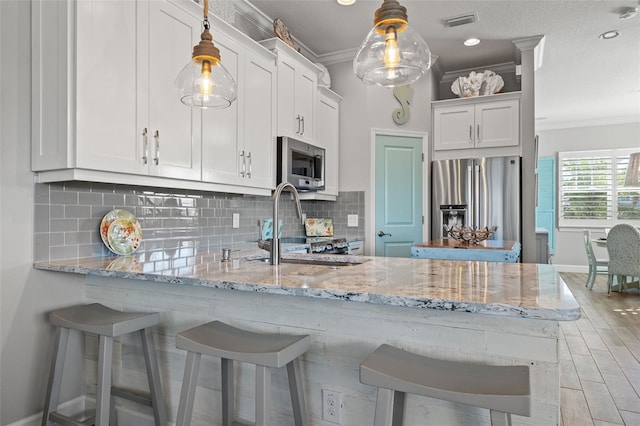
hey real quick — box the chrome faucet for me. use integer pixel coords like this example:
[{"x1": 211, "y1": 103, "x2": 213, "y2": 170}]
[{"x1": 271, "y1": 182, "x2": 303, "y2": 265}]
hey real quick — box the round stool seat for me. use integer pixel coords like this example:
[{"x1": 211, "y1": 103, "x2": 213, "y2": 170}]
[
  {"x1": 176, "y1": 320, "x2": 310, "y2": 367},
  {"x1": 50, "y1": 303, "x2": 160, "y2": 337}
]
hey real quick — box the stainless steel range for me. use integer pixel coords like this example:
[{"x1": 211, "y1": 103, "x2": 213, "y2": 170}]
[
  {"x1": 303, "y1": 218, "x2": 348, "y2": 254},
  {"x1": 307, "y1": 237, "x2": 348, "y2": 254}
]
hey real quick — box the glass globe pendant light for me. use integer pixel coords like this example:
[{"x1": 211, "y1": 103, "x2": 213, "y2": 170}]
[
  {"x1": 174, "y1": 0, "x2": 236, "y2": 108},
  {"x1": 353, "y1": 0, "x2": 431, "y2": 87}
]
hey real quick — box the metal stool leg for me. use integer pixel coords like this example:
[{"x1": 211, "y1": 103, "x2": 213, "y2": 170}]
[
  {"x1": 287, "y1": 359, "x2": 308, "y2": 426},
  {"x1": 221, "y1": 358, "x2": 234, "y2": 426},
  {"x1": 176, "y1": 351, "x2": 201, "y2": 426},
  {"x1": 373, "y1": 388, "x2": 404, "y2": 426},
  {"x1": 490, "y1": 410, "x2": 512, "y2": 426},
  {"x1": 140, "y1": 328, "x2": 168, "y2": 426},
  {"x1": 95, "y1": 335, "x2": 114, "y2": 426},
  {"x1": 41, "y1": 327, "x2": 69, "y2": 426},
  {"x1": 255, "y1": 365, "x2": 271, "y2": 426}
]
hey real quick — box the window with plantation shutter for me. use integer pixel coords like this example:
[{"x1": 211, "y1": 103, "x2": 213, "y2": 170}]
[{"x1": 558, "y1": 149, "x2": 640, "y2": 227}]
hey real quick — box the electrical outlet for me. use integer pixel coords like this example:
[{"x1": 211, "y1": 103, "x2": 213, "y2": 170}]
[
  {"x1": 232, "y1": 213, "x2": 240, "y2": 228},
  {"x1": 302, "y1": 213, "x2": 307, "y2": 224},
  {"x1": 322, "y1": 388, "x2": 341, "y2": 424},
  {"x1": 347, "y1": 214, "x2": 358, "y2": 227}
]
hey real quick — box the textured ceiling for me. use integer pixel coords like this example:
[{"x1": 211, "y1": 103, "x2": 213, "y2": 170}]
[{"x1": 245, "y1": 0, "x2": 640, "y2": 130}]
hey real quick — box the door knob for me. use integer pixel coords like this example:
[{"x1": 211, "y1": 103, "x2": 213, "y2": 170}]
[{"x1": 377, "y1": 231, "x2": 392, "y2": 237}]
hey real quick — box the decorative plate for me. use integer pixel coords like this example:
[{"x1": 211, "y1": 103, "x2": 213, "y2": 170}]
[
  {"x1": 107, "y1": 218, "x2": 143, "y2": 255},
  {"x1": 100, "y1": 209, "x2": 142, "y2": 254},
  {"x1": 304, "y1": 218, "x2": 334, "y2": 237}
]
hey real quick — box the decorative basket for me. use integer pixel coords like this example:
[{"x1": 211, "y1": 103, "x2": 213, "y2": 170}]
[{"x1": 445, "y1": 225, "x2": 498, "y2": 244}]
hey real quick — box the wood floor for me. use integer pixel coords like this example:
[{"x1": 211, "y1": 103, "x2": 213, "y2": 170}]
[{"x1": 559, "y1": 272, "x2": 640, "y2": 426}]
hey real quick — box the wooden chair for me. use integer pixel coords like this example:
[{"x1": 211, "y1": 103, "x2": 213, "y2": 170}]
[
  {"x1": 606, "y1": 224, "x2": 640, "y2": 294},
  {"x1": 582, "y1": 229, "x2": 609, "y2": 290}
]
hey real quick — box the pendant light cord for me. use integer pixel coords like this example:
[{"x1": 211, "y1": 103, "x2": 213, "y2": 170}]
[{"x1": 203, "y1": 0, "x2": 210, "y2": 29}]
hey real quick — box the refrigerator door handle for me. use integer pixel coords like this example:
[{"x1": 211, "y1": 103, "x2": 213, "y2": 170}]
[
  {"x1": 474, "y1": 163, "x2": 481, "y2": 229},
  {"x1": 467, "y1": 164, "x2": 474, "y2": 228}
]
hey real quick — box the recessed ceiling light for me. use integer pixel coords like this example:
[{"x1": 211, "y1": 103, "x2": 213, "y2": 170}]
[
  {"x1": 464, "y1": 38, "x2": 480, "y2": 47},
  {"x1": 619, "y1": 7, "x2": 638, "y2": 20},
  {"x1": 336, "y1": 0, "x2": 356, "y2": 5},
  {"x1": 599, "y1": 30, "x2": 620, "y2": 40}
]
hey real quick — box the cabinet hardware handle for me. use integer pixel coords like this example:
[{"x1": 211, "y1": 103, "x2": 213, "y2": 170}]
[
  {"x1": 240, "y1": 150, "x2": 245, "y2": 177},
  {"x1": 301, "y1": 116, "x2": 305, "y2": 135},
  {"x1": 246, "y1": 152, "x2": 252, "y2": 178},
  {"x1": 154, "y1": 130, "x2": 160, "y2": 165},
  {"x1": 469, "y1": 125, "x2": 472, "y2": 143},
  {"x1": 296, "y1": 114, "x2": 301, "y2": 134},
  {"x1": 142, "y1": 128, "x2": 148, "y2": 164},
  {"x1": 377, "y1": 231, "x2": 392, "y2": 237},
  {"x1": 476, "y1": 124, "x2": 480, "y2": 143}
]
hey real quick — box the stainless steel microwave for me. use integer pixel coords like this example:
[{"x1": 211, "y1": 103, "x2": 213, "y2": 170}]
[{"x1": 277, "y1": 137, "x2": 325, "y2": 191}]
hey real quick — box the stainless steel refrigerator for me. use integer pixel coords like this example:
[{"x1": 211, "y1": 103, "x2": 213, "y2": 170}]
[{"x1": 431, "y1": 156, "x2": 521, "y2": 242}]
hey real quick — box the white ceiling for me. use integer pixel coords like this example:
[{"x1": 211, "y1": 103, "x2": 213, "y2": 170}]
[{"x1": 243, "y1": 0, "x2": 640, "y2": 131}]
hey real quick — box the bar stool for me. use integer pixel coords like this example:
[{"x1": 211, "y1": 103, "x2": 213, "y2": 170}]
[
  {"x1": 360, "y1": 344, "x2": 531, "y2": 426},
  {"x1": 42, "y1": 303, "x2": 167, "y2": 426},
  {"x1": 175, "y1": 321, "x2": 311, "y2": 426}
]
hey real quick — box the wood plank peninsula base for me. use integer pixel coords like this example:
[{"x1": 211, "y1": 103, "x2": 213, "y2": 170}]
[{"x1": 36, "y1": 253, "x2": 579, "y2": 425}]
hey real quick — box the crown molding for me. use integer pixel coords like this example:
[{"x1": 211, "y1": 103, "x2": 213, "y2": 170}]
[
  {"x1": 536, "y1": 115, "x2": 640, "y2": 132},
  {"x1": 234, "y1": 0, "x2": 320, "y2": 62},
  {"x1": 512, "y1": 35, "x2": 545, "y2": 70},
  {"x1": 440, "y1": 62, "x2": 517, "y2": 84}
]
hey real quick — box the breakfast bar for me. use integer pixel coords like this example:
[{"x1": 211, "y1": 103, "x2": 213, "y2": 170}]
[{"x1": 35, "y1": 251, "x2": 579, "y2": 425}]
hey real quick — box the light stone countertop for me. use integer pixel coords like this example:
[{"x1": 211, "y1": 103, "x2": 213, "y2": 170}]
[{"x1": 34, "y1": 247, "x2": 580, "y2": 321}]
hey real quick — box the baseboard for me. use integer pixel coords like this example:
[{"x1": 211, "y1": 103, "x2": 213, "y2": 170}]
[
  {"x1": 7, "y1": 396, "x2": 169, "y2": 426},
  {"x1": 6, "y1": 396, "x2": 87, "y2": 426},
  {"x1": 553, "y1": 264, "x2": 588, "y2": 273}
]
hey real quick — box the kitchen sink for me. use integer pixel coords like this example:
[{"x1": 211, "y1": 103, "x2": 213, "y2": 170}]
[{"x1": 248, "y1": 254, "x2": 369, "y2": 267}]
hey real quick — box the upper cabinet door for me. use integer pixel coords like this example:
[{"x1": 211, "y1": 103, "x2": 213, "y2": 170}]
[
  {"x1": 264, "y1": 38, "x2": 319, "y2": 143},
  {"x1": 242, "y1": 51, "x2": 276, "y2": 189},
  {"x1": 147, "y1": 0, "x2": 202, "y2": 180},
  {"x1": 475, "y1": 99, "x2": 519, "y2": 148},
  {"x1": 433, "y1": 104, "x2": 475, "y2": 151},
  {"x1": 74, "y1": 0, "x2": 147, "y2": 175},
  {"x1": 315, "y1": 89, "x2": 341, "y2": 197},
  {"x1": 201, "y1": 30, "x2": 242, "y2": 185},
  {"x1": 295, "y1": 67, "x2": 316, "y2": 142},
  {"x1": 276, "y1": 58, "x2": 298, "y2": 138}
]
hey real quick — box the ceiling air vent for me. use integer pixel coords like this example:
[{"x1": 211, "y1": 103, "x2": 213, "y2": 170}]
[{"x1": 443, "y1": 12, "x2": 479, "y2": 28}]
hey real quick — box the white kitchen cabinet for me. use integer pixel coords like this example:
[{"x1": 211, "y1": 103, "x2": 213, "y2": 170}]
[
  {"x1": 315, "y1": 88, "x2": 341, "y2": 197},
  {"x1": 201, "y1": 28, "x2": 276, "y2": 190},
  {"x1": 32, "y1": 0, "x2": 201, "y2": 180},
  {"x1": 433, "y1": 94, "x2": 520, "y2": 151},
  {"x1": 260, "y1": 38, "x2": 320, "y2": 143}
]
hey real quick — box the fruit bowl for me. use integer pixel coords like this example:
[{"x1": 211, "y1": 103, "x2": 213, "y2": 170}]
[{"x1": 445, "y1": 225, "x2": 498, "y2": 244}]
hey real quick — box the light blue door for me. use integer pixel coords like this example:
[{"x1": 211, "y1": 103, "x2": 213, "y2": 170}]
[{"x1": 375, "y1": 134, "x2": 423, "y2": 257}]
